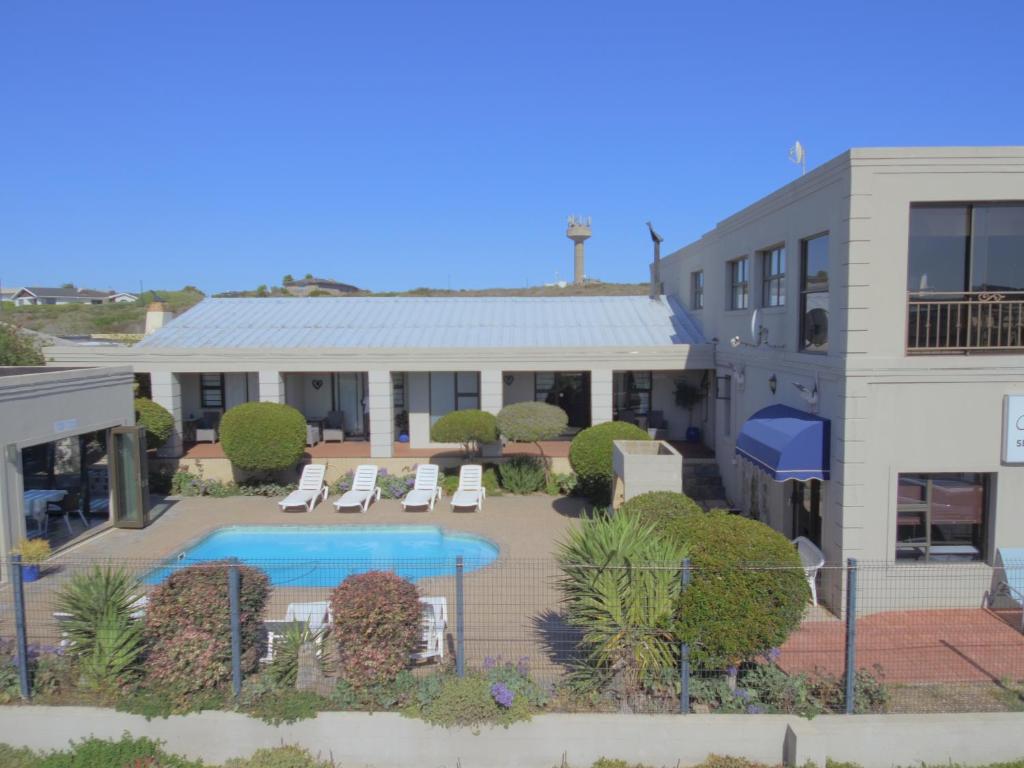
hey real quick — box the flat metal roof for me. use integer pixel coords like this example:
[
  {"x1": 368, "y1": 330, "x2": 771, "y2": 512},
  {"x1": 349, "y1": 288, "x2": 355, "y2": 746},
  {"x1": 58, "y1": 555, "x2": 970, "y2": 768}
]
[{"x1": 136, "y1": 296, "x2": 706, "y2": 350}]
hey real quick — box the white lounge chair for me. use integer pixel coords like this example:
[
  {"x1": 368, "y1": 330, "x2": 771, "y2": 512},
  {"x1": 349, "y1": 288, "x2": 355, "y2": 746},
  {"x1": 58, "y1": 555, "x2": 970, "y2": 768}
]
[
  {"x1": 793, "y1": 536, "x2": 825, "y2": 606},
  {"x1": 413, "y1": 596, "x2": 448, "y2": 662},
  {"x1": 450, "y1": 464, "x2": 485, "y2": 512},
  {"x1": 277, "y1": 464, "x2": 329, "y2": 513},
  {"x1": 401, "y1": 464, "x2": 443, "y2": 511},
  {"x1": 333, "y1": 464, "x2": 381, "y2": 513},
  {"x1": 988, "y1": 547, "x2": 1024, "y2": 632}
]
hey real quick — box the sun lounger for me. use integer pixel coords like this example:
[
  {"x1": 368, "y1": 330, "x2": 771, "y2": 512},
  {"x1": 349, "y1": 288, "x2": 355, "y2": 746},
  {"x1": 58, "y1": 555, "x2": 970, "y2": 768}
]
[
  {"x1": 333, "y1": 464, "x2": 381, "y2": 513},
  {"x1": 413, "y1": 596, "x2": 448, "y2": 662},
  {"x1": 793, "y1": 536, "x2": 825, "y2": 606},
  {"x1": 263, "y1": 601, "x2": 333, "y2": 662},
  {"x1": 450, "y1": 464, "x2": 485, "y2": 512},
  {"x1": 989, "y1": 547, "x2": 1024, "y2": 631},
  {"x1": 401, "y1": 464, "x2": 442, "y2": 511},
  {"x1": 278, "y1": 464, "x2": 329, "y2": 512}
]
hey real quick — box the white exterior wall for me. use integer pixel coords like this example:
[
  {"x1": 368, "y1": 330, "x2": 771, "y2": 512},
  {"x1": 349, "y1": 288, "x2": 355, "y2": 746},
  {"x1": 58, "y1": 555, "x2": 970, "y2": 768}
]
[{"x1": 659, "y1": 147, "x2": 1024, "y2": 607}]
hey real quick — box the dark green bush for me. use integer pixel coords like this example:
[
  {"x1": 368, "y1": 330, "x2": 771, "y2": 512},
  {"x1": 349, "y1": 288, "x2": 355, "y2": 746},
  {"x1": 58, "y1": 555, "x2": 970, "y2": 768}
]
[
  {"x1": 429, "y1": 409, "x2": 498, "y2": 456},
  {"x1": 569, "y1": 421, "x2": 651, "y2": 503},
  {"x1": 618, "y1": 491, "x2": 703, "y2": 521},
  {"x1": 134, "y1": 397, "x2": 174, "y2": 449},
  {"x1": 624, "y1": 507, "x2": 808, "y2": 669},
  {"x1": 220, "y1": 402, "x2": 307, "y2": 473},
  {"x1": 329, "y1": 571, "x2": 421, "y2": 688},
  {"x1": 497, "y1": 455, "x2": 546, "y2": 494},
  {"x1": 145, "y1": 561, "x2": 270, "y2": 697}
]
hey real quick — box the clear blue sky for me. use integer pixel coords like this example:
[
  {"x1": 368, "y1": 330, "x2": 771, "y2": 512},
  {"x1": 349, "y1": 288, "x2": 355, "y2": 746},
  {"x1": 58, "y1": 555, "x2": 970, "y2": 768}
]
[{"x1": 2, "y1": 1, "x2": 1021, "y2": 295}]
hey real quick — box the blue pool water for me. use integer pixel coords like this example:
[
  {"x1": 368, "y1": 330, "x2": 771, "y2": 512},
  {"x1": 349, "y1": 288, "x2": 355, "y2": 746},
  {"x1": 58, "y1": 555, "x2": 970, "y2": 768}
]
[{"x1": 145, "y1": 525, "x2": 499, "y2": 587}]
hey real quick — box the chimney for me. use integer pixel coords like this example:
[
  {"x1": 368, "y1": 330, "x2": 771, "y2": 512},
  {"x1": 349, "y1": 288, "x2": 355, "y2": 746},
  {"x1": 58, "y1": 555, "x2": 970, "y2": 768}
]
[
  {"x1": 646, "y1": 221, "x2": 664, "y2": 299},
  {"x1": 145, "y1": 300, "x2": 173, "y2": 335},
  {"x1": 566, "y1": 216, "x2": 592, "y2": 285}
]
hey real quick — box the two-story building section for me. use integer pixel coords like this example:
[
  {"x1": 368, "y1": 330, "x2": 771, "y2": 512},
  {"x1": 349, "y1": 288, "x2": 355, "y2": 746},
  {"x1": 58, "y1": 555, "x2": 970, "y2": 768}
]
[{"x1": 659, "y1": 146, "x2": 1024, "y2": 606}]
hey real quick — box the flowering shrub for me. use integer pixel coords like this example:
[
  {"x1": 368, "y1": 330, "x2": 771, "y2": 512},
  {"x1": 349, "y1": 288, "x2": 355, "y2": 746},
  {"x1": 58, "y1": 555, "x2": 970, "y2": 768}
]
[
  {"x1": 331, "y1": 468, "x2": 415, "y2": 499},
  {"x1": 170, "y1": 470, "x2": 296, "y2": 498},
  {"x1": 144, "y1": 561, "x2": 270, "y2": 697},
  {"x1": 414, "y1": 673, "x2": 532, "y2": 728},
  {"x1": 329, "y1": 571, "x2": 421, "y2": 688}
]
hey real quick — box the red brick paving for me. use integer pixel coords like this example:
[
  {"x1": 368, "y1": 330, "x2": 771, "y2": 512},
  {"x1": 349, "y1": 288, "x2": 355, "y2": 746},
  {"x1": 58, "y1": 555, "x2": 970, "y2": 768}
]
[{"x1": 778, "y1": 608, "x2": 1024, "y2": 684}]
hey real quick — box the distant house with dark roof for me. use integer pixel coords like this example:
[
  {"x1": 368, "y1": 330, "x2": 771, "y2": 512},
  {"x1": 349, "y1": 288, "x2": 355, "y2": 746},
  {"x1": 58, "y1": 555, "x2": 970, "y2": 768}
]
[
  {"x1": 283, "y1": 277, "x2": 361, "y2": 296},
  {"x1": 12, "y1": 287, "x2": 138, "y2": 306}
]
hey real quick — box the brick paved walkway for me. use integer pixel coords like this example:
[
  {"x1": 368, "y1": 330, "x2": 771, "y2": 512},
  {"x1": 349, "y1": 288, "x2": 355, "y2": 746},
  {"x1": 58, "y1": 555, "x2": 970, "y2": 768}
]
[{"x1": 779, "y1": 608, "x2": 1024, "y2": 684}]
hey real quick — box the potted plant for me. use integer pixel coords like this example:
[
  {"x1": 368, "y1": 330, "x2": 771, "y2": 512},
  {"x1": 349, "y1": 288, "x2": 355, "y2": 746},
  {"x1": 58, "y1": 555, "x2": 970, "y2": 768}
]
[
  {"x1": 674, "y1": 379, "x2": 705, "y2": 442},
  {"x1": 12, "y1": 538, "x2": 51, "y2": 582}
]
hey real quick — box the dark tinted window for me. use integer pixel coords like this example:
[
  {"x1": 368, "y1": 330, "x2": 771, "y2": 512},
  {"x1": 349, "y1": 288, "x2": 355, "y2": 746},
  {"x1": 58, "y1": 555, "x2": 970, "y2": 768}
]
[{"x1": 908, "y1": 206, "x2": 970, "y2": 293}]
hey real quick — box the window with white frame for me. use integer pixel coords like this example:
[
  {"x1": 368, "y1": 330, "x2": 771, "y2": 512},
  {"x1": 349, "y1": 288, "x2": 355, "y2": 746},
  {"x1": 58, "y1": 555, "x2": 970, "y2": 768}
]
[
  {"x1": 728, "y1": 258, "x2": 749, "y2": 310},
  {"x1": 691, "y1": 270, "x2": 704, "y2": 310},
  {"x1": 761, "y1": 246, "x2": 786, "y2": 307}
]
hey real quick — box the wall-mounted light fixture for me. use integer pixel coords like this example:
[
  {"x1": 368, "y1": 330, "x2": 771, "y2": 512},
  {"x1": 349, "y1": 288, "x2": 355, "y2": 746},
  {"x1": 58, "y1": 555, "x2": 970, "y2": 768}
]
[
  {"x1": 503, "y1": 374, "x2": 514, "y2": 386},
  {"x1": 768, "y1": 374, "x2": 777, "y2": 395}
]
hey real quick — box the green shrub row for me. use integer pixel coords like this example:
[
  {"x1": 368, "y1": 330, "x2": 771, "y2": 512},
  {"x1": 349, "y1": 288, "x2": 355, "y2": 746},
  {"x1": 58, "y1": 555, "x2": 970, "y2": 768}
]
[{"x1": 168, "y1": 470, "x2": 296, "y2": 498}]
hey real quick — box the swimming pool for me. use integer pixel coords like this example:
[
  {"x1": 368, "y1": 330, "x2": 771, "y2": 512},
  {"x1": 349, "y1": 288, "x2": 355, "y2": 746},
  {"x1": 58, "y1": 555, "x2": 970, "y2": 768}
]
[{"x1": 145, "y1": 525, "x2": 499, "y2": 587}]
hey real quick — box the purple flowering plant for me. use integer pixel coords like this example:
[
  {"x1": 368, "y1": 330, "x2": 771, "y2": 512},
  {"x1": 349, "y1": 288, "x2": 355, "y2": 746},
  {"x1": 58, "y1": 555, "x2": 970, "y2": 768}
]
[{"x1": 490, "y1": 682, "x2": 515, "y2": 708}]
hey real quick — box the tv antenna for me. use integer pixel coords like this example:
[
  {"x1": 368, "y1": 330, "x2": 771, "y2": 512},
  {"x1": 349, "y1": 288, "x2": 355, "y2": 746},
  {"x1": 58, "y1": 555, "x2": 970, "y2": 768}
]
[{"x1": 789, "y1": 140, "x2": 806, "y2": 175}]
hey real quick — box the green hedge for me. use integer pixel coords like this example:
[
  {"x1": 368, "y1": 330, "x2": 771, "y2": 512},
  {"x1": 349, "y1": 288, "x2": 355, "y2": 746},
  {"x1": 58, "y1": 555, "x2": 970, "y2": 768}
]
[
  {"x1": 220, "y1": 402, "x2": 307, "y2": 473},
  {"x1": 618, "y1": 491, "x2": 704, "y2": 521},
  {"x1": 624, "y1": 505, "x2": 808, "y2": 669},
  {"x1": 568, "y1": 421, "x2": 651, "y2": 503},
  {"x1": 134, "y1": 397, "x2": 174, "y2": 449}
]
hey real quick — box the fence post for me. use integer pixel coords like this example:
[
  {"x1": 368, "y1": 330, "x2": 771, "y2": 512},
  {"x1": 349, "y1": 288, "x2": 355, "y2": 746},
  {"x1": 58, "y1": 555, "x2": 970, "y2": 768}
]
[
  {"x1": 455, "y1": 555, "x2": 465, "y2": 677},
  {"x1": 9, "y1": 554, "x2": 31, "y2": 700},
  {"x1": 678, "y1": 557, "x2": 692, "y2": 715},
  {"x1": 843, "y1": 558, "x2": 858, "y2": 714},
  {"x1": 228, "y1": 564, "x2": 242, "y2": 698}
]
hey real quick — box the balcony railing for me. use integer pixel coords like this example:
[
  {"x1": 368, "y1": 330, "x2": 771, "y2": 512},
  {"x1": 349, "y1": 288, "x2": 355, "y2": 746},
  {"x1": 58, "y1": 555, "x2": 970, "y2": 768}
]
[{"x1": 908, "y1": 291, "x2": 1024, "y2": 353}]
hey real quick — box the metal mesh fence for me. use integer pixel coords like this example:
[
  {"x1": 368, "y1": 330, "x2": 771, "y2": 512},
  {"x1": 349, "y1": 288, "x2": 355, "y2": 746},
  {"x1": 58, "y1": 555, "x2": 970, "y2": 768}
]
[{"x1": 1, "y1": 555, "x2": 1021, "y2": 715}]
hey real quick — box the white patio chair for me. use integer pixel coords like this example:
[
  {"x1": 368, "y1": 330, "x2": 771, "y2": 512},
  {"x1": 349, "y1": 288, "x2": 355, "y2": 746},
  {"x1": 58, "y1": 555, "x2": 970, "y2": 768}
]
[
  {"x1": 277, "y1": 464, "x2": 329, "y2": 513},
  {"x1": 988, "y1": 547, "x2": 1024, "y2": 632},
  {"x1": 401, "y1": 464, "x2": 443, "y2": 511},
  {"x1": 450, "y1": 464, "x2": 485, "y2": 512},
  {"x1": 333, "y1": 464, "x2": 381, "y2": 513},
  {"x1": 413, "y1": 596, "x2": 448, "y2": 662},
  {"x1": 793, "y1": 536, "x2": 825, "y2": 606}
]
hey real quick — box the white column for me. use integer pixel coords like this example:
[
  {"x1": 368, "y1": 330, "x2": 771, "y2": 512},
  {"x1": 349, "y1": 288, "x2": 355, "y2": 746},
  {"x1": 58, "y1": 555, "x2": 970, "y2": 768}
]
[
  {"x1": 258, "y1": 371, "x2": 285, "y2": 403},
  {"x1": 590, "y1": 368, "x2": 613, "y2": 425},
  {"x1": 368, "y1": 370, "x2": 394, "y2": 458},
  {"x1": 479, "y1": 369, "x2": 503, "y2": 415},
  {"x1": 151, "y1": 371, "x2": 183, "y2": 458}
]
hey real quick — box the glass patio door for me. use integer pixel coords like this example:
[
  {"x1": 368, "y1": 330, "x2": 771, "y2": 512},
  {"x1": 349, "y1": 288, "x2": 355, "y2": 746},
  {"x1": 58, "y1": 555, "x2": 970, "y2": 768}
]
[{"x1": 109, "y1": 426, "x2": 151, "y2": 529}]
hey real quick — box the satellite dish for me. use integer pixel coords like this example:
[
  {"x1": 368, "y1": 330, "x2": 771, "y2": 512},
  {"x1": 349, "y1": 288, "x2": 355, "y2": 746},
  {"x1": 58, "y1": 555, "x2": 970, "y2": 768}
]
[
  {"x1": 804, "y1": 308, "x2": 829, "y2": 348},
  {"x1": 750, "y1": 308, "x2": 761, "y2": 345}
]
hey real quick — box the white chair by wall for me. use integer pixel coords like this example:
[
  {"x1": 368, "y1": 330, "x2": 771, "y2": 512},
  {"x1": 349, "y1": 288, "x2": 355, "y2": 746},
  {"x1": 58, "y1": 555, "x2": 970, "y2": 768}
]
[
  {"x1": 277, "y1": 464, "x2": 329, "y2": 512},
  {"x1": 450, "y1": 464, "x2": 485, "y2": 513},
  {"x1": 401, "y1": 464, "x2": 442, "y2": 511},
  {"x1": 333, "y1": 465, "x2": 381, "y2": 513},
  {"x1": 793, "y1": 536, "x2": 825, "y2": 606}
]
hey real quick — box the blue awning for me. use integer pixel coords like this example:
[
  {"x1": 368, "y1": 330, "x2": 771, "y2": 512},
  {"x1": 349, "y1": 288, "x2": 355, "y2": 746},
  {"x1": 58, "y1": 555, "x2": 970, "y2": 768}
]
[{"x1": 735, "y1": 404, "x2": 830, "y2": 482}]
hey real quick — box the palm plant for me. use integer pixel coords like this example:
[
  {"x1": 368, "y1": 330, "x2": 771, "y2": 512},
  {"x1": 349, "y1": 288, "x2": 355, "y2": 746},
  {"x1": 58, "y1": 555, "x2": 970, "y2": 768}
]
[
  {"x1": 268, "y1": 622, "x2": 326, "y2": 687},
  {"x1": 557, "y1": 510, "x2": 686, "y2": 712},
  {"x1": 55, "y1": 565, "x2": 146, "y2": 690}
]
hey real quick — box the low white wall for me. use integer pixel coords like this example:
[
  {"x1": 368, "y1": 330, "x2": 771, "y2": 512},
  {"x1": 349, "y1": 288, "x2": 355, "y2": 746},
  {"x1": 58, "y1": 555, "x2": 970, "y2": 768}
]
[{"x1": 0, "y1": 707, "x2": 1021, "y2": 768}]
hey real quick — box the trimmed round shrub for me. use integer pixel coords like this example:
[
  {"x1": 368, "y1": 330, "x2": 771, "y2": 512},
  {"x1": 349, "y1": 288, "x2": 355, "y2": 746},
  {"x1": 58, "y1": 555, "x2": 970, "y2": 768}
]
[
  {"x1": 569, "y1": 421, "x2": 651, "y2": 503},
  {"x1": 624, "y1": 506, "x2": 809, "y2": 669},
  {"x1": 330, "y1": 571, "x2": 422, "y2": 688},
  {"x1": 145, "y1": 561, "x2": 270, "y2": 696},
  {"x1": 220, "y1": 402, "x2": 307, "y2": 473},
  {"x1": 134, "y1": 397, "x2": 174, "y2": 449},
  {"x1": 498, "y1": 455, "x2": 546, "y2": 494},
  {"x1": 497, "y1": 401, "x2": 568, "y2": 445},
  {"x1": 429, "y1": 409, "x2": 498, "y2": 456},
  {"x1": 618, "y1": 491, "x2": 704, "y2": 523}
]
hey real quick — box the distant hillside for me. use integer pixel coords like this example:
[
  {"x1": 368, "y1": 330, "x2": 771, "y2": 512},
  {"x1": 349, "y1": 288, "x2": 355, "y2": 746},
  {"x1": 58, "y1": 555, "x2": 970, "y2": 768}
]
[
  {"x1": 0, "y1": 288, "x2": 204, "y2": 337},
  {"x1": 215, "y1": 282, "x2": 652, "y2": 299}
]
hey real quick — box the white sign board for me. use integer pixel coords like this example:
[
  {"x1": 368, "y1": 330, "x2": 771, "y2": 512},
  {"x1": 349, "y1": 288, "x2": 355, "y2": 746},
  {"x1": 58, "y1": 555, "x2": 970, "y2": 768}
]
[
  {"x1": 53, "y1": 418, "x2": 78, "y2": 435},
  {"x1": 1002, "y1": 395, "x2": 1024, "y2": 464}
]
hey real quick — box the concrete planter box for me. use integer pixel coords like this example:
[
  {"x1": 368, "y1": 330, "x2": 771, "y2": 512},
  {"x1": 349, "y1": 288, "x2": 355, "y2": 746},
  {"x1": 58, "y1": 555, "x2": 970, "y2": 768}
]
[
  {"x1": 1, "y1": 706, "x2": 1023, "y2": 768},
  {"x1": 612, "y1": 439, "x2": 683, "y2": 508}
]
